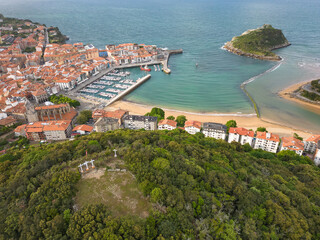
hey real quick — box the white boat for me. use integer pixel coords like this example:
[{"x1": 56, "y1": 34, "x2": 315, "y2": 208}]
[
  {"x1": 114, "y1": 84, "x2": 130, "y2": 89},
  {"x1": 80, "y1": 89, "x2": 99, "y2": 94},
  {"x1": 99, "y1": 92, "x2": 116, "y2": 98},
  {"x1": 106, "y1": 88, "x2": 122, "y2": 93}
]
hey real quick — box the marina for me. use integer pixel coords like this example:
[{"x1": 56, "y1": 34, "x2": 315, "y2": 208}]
[{"x1": 75, "y1": 66, "x2": 152, "y2": 105}]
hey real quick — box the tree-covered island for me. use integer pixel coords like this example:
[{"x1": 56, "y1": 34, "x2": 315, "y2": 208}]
[{"x1": 224, "y1": 24, "x2": 290, "y2": 61}]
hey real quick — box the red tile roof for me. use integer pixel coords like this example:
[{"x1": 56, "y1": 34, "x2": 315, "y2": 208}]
[
  {"x1": 256, "y1": 131, "x2": 280, "y2": 142},
  {"x1": 229, "y1": 127, "x2": 254, "y2": 138},
  {"x1": 184, "y1": 120, "x2": 202, "y2": 129},
  {"x1": 92, "y1": 109, "x2": 127, "y2": 119},
  {"x1": 158, "y1": 119, "x2": 177, "y2": 128},
  {"x1": 0, "y1": 116, "x2": 17, "y2": 126},
  {"x1": 35, "y1": 104, "x2": 68, "y2": 110},
  {"x1": 14, "y1": 124, "x2": 27, "y2": 132},
  {"x1": 282, "y1": 137, "x2": 304, "y2": 151},
  {"x1": 72, "y1": 124, "x2": 93, "y2": 132},
  {"x1": 25, "y1": 120, "x2": 71, "y2": 132},
  {"x1": 306, "y1": 135, "x2": 320, "y2": 143}
]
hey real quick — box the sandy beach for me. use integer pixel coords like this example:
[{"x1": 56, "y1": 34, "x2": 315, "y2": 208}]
[
  {"x1": 107, "y1": 100, "x2": 317, "y2": 138},
  {"x1": 278, "y1": 80, "x2": 320, "y2": 114}
]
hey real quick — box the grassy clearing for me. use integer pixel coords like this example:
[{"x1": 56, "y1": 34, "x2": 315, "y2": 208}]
[{"x1": 75, "y1": 165, "x2": 151, "y2": 218}]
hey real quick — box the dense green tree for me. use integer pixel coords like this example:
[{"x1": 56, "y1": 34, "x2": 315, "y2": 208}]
[
  {"x1": 226, "y1": 120, "x2": 237, "y2": 132},
  {"x1": 293, "y1": 133, "x2": 303, "y2": 141},
  {"x1": 176, "y1": 115, "x2": 187, "y2": 127},
  {"x1": 0, "y1": 129, "x2": 320, "y2": 239},
  {"x1": 146, "y1": 107, "x2": 165, "y2": 122},
  {"x1": 151, "y1": 188, "x2": 163, "y2": 203},
  {"x1": 166, "y1": 116, "x2": 175, "y2": 121},
  {"x1": 256, "y1": 127, "x2": 267, "y2": 132},
  {"x1": 49, "y1": 95, "x2": 80, "y2": 107},
  {"x1": 76, "y1": 110, "x2": 92, "y2": 124}
]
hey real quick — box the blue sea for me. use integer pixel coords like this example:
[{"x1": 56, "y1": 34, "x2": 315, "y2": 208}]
[{"x1": 1, "y1": 0, "x2": 320, "y2": 131}]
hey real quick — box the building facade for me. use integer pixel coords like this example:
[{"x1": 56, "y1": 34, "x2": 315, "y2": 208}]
[
  {"x1": 254, "y1": 131, "x2": 280, "y2": 153},
  {"x1": 94, "y1": 117, "x2": 119, "y2": 132},
  {"x1": 228, "y1": 127, "x2": 255, "y2": 146},
  {"x1": 314, "y1": 149, "x2": 320, "y2": 166},
  {"x1": 304, "y1": 135, "x2": 320, "y2": 153},
  {"x1": 123, "y1": 115, "x2": 157, "y2": 130},
  {"x1": 25, "y1": 120, "x2": 72, "y2": 141},
  {"x1": 202, "y1": 122, "x2": 227, "y2": 140},
  {"x1": 158, "y1": 119, "x2": 177, "y2": 130},
  {"x1": 72, "y1": 124, "x2": 93, "y2": 136},
  {"x1": 280, "y1": 137, "x2": 305, "y2": 156},
  {"x1": 184, "y1": 120, "x2": 202, "y2": 135}
]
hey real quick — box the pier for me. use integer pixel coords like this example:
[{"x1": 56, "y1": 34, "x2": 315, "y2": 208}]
[
  {"x1": 162, "y1": 49, "x2": 183, "y2": 74},
  {"x1": 105, "y1": 74, "x2": 151, "y2": 107}
]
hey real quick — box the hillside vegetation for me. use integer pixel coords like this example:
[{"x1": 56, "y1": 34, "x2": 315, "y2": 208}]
[
  {"x1": 0, "y1": 129, "x2": 320, "y2": 239},
  {"x1": 225, "y1": 24, "x2": 290, "y2": 60}
]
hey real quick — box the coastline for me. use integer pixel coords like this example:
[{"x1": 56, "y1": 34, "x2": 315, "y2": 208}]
[
  {"x1": 106, "y1": 100, "x2": 314, "y2": 138},
  {"x1": 278, "y1": 80, "x2": 320, "y2": 113}
]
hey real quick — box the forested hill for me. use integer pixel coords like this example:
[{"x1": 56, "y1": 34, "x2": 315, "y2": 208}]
[{"x1": 1, "y1": 129, "x2": 320, "y2": 239}]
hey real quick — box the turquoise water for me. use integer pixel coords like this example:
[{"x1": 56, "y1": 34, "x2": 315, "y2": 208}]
[{"x1": 1, "y1": 0, "x2": 320, "y2": 131}]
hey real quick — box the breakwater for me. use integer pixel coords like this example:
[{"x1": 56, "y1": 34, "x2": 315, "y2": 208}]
[{"x1": 105, "y1": 74, "x2": 151, "y2": 106}]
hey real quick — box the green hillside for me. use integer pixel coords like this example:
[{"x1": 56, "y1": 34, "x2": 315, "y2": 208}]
[
  {"x1": 232, "y1": 24, "x2": 290, "y2": 57},
  {"x1": 0, "y1": 129, "x2": 320, "y2": 239}
]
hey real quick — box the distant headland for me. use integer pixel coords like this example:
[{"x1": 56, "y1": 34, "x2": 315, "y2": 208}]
[{"x1": 224, "y1": 24, "x2": 291, "y2": 61}]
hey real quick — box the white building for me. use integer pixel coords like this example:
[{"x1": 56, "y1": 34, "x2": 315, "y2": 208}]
[
  {"x1": 158, "y1": 119, "x2": 177, "y2": 130},
  {"x1": 228, "y1": 127, "x2": 255, "y2": 146},
  {"x1": 280, "y1": 137, "x2": 304, "y2": 156},
  {"x1": 304, "y1": 135, "x2": 320, "y2": 153},
  {"x1": 254, "y1": 131, "x2": 280, "y2": 153},
  {"x1": 314, "y1": 149, "x2": 320, "y2": 166},
  {"x1": 202, "y1": 122, "x2": 227, "y2": 140},
  {"x1": 55, "y1": 78, "x2": 76, "y2": 90},
  {"x1": 184, "y1": 120, "x2": 202, "y2": 135},
  {"x1": 72, "y1": 125, "x2": 93, "y2": 136},
  {"x1": 123, "y1": 115, "x2": 157, "y2": 130}
]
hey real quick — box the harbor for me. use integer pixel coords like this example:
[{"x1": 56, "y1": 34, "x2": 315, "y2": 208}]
[
  {"x1": 68, "y1": 48, "x2": 183, "y2": 106},
  {"x1": 75, "y1": 68, "x2": 152, "y2": 107}
]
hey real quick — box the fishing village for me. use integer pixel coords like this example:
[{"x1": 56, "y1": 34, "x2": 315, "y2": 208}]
[{"x1": 0, "y1": 14, "x2": 319, "y2": 166}]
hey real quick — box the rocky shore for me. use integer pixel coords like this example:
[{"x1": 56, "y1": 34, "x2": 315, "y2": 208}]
[{"x1": 223, "y1": 41, "x2": 291, "y2": 61}]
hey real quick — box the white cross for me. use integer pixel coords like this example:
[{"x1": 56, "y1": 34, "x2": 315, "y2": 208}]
[
  {"x1": 90, "y1": 159, "x2": 95, "y2": 168},
  {"x1": 113, "y1": 149, "x2": 117, "y2": 158},
  {"x1": 84, "y1": 161, "x2": 89, "y2": 170}
]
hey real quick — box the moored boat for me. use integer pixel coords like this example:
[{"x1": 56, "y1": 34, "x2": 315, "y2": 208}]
[{"x1": 140, "y1": 65, "x2": 151, "y2": 72}]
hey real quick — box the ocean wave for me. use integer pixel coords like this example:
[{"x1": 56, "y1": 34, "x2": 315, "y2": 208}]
[
  {"x1": 241, "y1": 59, "x2": 283, "y2": 86},
  {"x1": 220, "y1": 43, "x2": 227, "y2": 51}
]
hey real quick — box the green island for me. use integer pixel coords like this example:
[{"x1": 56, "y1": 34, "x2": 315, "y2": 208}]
[
  {"x1": 224, "y1": 24, "x2": 290, "y2": 61},
  {"x1": 1, "y1": 129, "x2": 320, "y2": 239}
]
